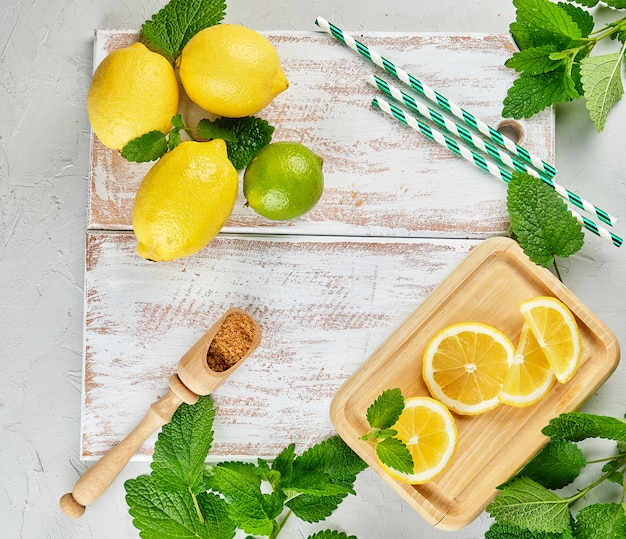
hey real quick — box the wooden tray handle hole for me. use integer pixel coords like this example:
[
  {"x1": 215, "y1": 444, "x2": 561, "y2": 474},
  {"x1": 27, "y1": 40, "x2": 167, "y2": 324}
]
[{"x1": 495, "y1": 120, "x2": 524, "y2": 145}]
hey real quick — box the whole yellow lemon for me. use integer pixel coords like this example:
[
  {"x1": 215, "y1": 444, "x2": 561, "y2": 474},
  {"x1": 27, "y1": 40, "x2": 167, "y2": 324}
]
[
  {"x1": 178, "y1": 24, "x2": 289, "y2": 118},
  {"x1": 87, "y1": 42, "x2": 179, "y2": 150},
  {"x1": 132, "y1": 140, "x2": 238, "y2": 262}
]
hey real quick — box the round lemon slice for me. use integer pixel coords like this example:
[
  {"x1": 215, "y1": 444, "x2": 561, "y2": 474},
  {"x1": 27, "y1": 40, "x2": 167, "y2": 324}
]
[
  {"x1": 378, "y1": 396, "x2": 458, "y2": 484},
  {"x1": 422, "y1": 322, "x2": 515, "y2": 415}
]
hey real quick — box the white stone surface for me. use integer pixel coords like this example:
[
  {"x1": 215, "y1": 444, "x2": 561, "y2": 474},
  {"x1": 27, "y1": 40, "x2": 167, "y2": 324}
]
[{"x1": 1, "y1": 1, "x2": 625, "y2": 538}]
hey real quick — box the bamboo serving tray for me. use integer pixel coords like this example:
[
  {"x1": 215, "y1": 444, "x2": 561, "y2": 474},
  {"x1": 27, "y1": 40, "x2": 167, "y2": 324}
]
[{"x1": 330, "y1": 236, "x2": 620, "y2": 530}]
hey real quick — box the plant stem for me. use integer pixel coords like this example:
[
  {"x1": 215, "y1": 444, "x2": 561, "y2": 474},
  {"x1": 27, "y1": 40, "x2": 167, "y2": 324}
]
[
  {"x1": 553, "y1": 258, "x2": 562, "y2": 282},
  {"x1": 566, "y1": 456, "x2": 626, "y2": 506},
  {"x1": 189, "y1": 488, "x2": 204, "y2": 523},
  {"x1": 269, "y1": 509, "x2": 293, "y2": 539}
]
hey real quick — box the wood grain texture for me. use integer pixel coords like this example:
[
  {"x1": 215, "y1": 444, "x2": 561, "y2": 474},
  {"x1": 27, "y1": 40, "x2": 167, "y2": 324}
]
[
  {"x1": 83, "y1": 233, "x2": 478, "y2": 458},
  {"x1": 331, "y1": 237, "x2": 620, "y2": 529},
  {"x1": 88, "y1": 30, "x2": 555, "y2": 237}
]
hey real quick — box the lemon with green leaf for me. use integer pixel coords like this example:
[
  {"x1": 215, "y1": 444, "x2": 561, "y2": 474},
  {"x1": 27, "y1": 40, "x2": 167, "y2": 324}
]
[{"x1": 87, "y1": 42, "x2": 179, "y2": 150}]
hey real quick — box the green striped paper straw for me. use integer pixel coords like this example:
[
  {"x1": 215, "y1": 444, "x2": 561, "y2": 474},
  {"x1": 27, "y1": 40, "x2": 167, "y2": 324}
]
[
  {"x1": 369, "y1": 74, "x2": 618, "y2": 227},
  {"x1": 372, "y1": 96, "x2": 623, "y2": 248},
  {"x1": 314, "y1": 18, "x2": 555, "y2": 175}
]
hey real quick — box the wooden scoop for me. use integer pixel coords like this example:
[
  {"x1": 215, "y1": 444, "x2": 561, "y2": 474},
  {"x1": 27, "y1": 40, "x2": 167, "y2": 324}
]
[{"x1": 60, "y1": 307, "x2": 261, "y2": 518}]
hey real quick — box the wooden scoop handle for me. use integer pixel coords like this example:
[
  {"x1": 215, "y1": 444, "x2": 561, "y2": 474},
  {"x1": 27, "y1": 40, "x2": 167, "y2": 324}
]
[{"x1": 60, "y1": 388, "x2": 184, "y2": 518}]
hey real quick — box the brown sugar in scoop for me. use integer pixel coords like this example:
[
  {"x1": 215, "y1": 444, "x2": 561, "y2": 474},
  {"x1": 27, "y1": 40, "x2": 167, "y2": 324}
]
[{"x1": 206, "y1": 311, "x2": 258, "y2": 372}]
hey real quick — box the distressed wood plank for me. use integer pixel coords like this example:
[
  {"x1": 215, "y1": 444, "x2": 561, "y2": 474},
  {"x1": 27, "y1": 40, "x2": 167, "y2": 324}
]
[
  {"x1": 82, "y1": 233, "x2": 477, "y2": 459},
  {"x1": 88, "y1": 30, "x2": 555, "y2": 237}
]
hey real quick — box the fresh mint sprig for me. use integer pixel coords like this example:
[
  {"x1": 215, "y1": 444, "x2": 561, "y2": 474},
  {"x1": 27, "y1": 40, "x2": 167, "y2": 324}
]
[
  {"x1": 359, "y1": 388, "x2": 414, "y2": 475},
  {"x1": 507, "y1": 171, "x2": 584, "y2": 277},
  {"x1": 125, "y1": 395, "x2": 367, "y2": 539},
  {"x1": 121, "y1": 114, "x2": 275, "y2": 170},
  {"x1": 486, "y1": 411, "x2": 626, "y2": 538},
  {"x1": 504, "y1": 0, "x2": 626, "y2": 132},
  {"x1": 140, "y1": 0, "x2": 227, "y2": 64}
]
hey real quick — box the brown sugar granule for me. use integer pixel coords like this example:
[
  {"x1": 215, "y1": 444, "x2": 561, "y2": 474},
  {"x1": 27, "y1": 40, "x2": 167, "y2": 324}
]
[{"x1": 206, "y1": 312, "x2": 257, "y2": 372}]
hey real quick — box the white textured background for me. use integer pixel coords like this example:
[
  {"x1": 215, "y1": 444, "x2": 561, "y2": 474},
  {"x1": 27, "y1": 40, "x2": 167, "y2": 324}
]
[{"x1": 2, "y1": 1, "x2": 625, "y2": 538}]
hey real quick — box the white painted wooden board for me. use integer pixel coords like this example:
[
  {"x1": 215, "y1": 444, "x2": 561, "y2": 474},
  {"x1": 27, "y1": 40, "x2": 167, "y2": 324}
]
[
  {"x1": 83, "y1": 233, "x2": 477, "y2": 459},
  {"x1": 83, "y1": 29, "x2": 555, "y2": 460},
  {"x1": 88, "y1": 29, "x2": 555, "y2": 238}
]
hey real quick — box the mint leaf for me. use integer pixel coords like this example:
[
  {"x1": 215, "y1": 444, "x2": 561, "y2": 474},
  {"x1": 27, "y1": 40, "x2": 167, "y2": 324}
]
[
  {"x1": 567, "y1": 0, "x2": 599, "y2": 7},
  {"x1": 207, "y1": 465, "x2": 283, "y2": 536},
  {"x1": 140, "y1": 0, "x2": 226, "y2": 63},
  {"x1": 197, "y1": 119, "x2": 238, "y2": 143},
  {"x1": 286, "y1": 436, "x2": 366, "y2": 523},
  {"x1": 272, "y1": 443, "x2": 295, "y2": 485},
  {"x1": 308, "y1": 531, "x2": 358, "y2": 539},
  {"x1": 152, "y1": 395, "x2": 215, "y2": 494},
  {"x1": 125, "y1": 475, "x2": 236, "y2": 539},
  {"x1": 502, "y1": 67, "x2": 579, "y2": 118},
  {"x1": 487, "y1": 477, "x2": 571, "y2": 534},
  {"x1": 375, "y1": 437, "x2": 414, "y2": 475},
  {"x1": 580, "y1": 52, "x2": 625, "y2": 132},
  {"x1": 216, "y1": 116, "x2": 275, "y2": 170},
  {"x1": 196, "y1": 116, "x2": 275, "y2": 170},
  {"x1": 510, "y1": 0, "x2": 582, "y2": 50},
  {"x1": 366, "y1": 388, "x2": 405, "y2": 429},
  {"x1": 557, "y1": 3, "x2": 594, "y2": 37},
  {"x1": 574, "y1": 503, "x2": 626, "y2": 539},
  {"x1": 516, "y1": 440, "x2": 586, "y2": 489},
  {"x1": 485, "y1": 522, "x2": 574, "y2": 538},
  {"x1": 542, "y1": 412, "x2": 626, "y2": 442},
  {"x1": 506, "y1": 172, "x2": 584, "y2": 268},
  {"x1": 121, "y1": 131, "x2": 168, "y2": 162},
  {"x1": 283, "y1": 471, "x2": 353, "y2": 497},
  {"x1": 505, "y1": 45, "x2": 564, "y2": 74}
]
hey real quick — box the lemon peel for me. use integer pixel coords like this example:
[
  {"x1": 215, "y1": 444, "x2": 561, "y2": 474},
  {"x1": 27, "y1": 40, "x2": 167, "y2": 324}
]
[
  {"x1": 132, "y1": 140, "x2": 238, "y2": 262},
  {"x1": 87, "y1": 42, "x2": 179, "y2": 150}
]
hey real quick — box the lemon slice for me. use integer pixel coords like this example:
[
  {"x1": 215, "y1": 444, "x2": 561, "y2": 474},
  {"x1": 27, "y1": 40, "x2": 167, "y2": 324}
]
[
  {"x1": 519, "y1": 296, "x2": 582, "y2": 383},
  {"x1": 499, "y1": 323, "x2": 556, "y2": 407},
  {"x1": 378, "y1": 396, "x2": 458, "y2": 484},
  {"x1": 422, "y1": 322, "x2": 515, "y2": 415}
]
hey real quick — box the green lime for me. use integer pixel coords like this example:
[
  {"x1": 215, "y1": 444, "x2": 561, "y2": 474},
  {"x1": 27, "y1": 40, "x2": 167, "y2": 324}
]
[{"x1": 243, "y1": 141, "x2": 324, "y2": 220}]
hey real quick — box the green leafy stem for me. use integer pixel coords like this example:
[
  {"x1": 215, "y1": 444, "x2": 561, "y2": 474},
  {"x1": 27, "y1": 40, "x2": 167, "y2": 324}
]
[
  {"x1": 124, "y1": 396, "x2": 367, "y2": 539},
  {"x1": 504, "y1": 0, "x2": 626, "y2": 132},
  {"x1": 486, "y1": 411, "x2": 626, "y2": 537}
]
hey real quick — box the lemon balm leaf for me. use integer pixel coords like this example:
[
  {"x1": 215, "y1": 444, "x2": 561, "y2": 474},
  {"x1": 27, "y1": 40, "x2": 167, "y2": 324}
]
[
  {"x1": 507, "y1": 172, "x2": 584, "y2": 267},
  {"x1": 197, "y1": 119, "x2": 238, "y2": 143},
  {"x1": 152, "y1": 395, "x2": 215, "y2": 494},
  {"x1": 215, "y1": 116, "x2": 275, "y2": 170},
  {"x1": 542, "y1": 412, "x2": 626, "y2": 442},
  {"x1": 487, "y1": 477, "x2": 571, "y2": 534},
  {"x1": 574, "y1": 503, "x2": 626, "y2": 539},
  {"x1": 366, "y1": 388, "x2": 405, "y2": 430},
  {"x1": 485, "y1": 522, "x2": 573, "y2": 538},
  {"x1": 580, "y1": 52, "x2": 625, "y2": 132},
  {"x1": 516, "y1": 440, "x2": 586, "y2": 489},
  {"x1": 502, "y1": 68, "x2": 580, "y2": 119},
  {"x1": 125, "y1": 475, "x2": 236, "y2": 539},
  {"x1": 375, "y1": 437, "x2": 414, "y2": 475},
  {"x1": 121, "y1": 131, "x2": 169, "y2": 162},
  {"x1": 141, "y1": 0, "x2": 226, "y2": 63}
]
